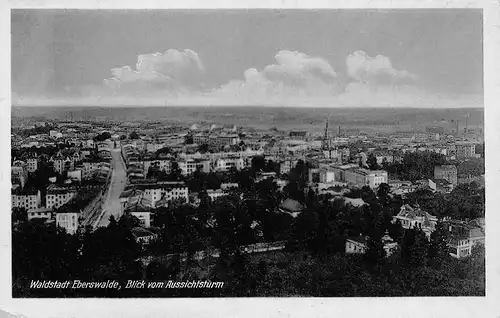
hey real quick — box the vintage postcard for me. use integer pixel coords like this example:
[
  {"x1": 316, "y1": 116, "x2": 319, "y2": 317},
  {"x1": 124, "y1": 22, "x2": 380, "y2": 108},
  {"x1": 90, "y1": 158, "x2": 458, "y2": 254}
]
[{"x1": 1, "y1": 1, "x2": 500, "y2": 317}]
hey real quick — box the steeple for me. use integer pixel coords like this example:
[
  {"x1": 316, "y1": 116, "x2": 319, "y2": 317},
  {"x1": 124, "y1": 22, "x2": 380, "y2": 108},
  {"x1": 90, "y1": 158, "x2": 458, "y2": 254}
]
[
  {"x1": 322, "y1": 118, "x2": 330, "y2": 150},
  {"x1": 324, "y1": 119, "x2": 329, "y2": 140}
]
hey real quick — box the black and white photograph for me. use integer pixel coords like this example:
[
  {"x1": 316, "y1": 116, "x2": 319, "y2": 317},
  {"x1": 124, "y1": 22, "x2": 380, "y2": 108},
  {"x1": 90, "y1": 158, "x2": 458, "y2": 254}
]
[{"x1": 3, "y1": 2, "x2": 500, "y2": 316}]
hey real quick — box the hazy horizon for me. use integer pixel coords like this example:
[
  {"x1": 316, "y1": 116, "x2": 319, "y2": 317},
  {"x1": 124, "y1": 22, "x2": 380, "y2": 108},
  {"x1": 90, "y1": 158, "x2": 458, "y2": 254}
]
[{"x1": 12, "y1": 106, "x2": 484, "y2": 133}]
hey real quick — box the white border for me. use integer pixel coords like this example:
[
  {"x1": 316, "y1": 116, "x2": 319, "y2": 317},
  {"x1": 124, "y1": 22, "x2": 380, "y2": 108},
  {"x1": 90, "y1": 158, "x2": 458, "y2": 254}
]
[{"x1": 1, "y1": 1, "x2": 499, "y2": 318}]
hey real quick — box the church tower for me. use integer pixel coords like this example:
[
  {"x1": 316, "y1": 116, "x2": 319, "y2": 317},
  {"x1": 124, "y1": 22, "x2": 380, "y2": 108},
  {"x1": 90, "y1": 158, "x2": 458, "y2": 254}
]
[{"x1": 322, "y1": 118, "x2": 330, "y2": 150}]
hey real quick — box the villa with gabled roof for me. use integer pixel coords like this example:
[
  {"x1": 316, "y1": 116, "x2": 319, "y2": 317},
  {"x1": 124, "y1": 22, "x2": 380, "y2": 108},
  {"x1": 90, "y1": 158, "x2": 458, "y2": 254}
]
[{"x1": 392, "y1": 204, "x2": 438, "y2": 238}]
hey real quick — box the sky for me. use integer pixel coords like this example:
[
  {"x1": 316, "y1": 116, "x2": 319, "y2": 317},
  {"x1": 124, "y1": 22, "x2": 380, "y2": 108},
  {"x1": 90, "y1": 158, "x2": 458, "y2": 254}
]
[{"x1": 11, "y1": 9, "x2": 483, "y2": 107}]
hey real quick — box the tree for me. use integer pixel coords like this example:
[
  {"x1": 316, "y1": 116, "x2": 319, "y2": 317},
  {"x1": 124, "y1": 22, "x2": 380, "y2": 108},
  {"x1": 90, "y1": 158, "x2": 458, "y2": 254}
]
[
  {"x1": 377, "y1": 183, "x2": 391, "y2": 199},
  {"x1": 381, "y1": 157, "x2": 389, "y2": 170},
  {"x1": 388, "y1": 219, "x2": 405, "y2": 244},
  {"x1": 427, "y1": 221, "x2": 449, "y2": 268},
  {"x1": 251, "y1": 156, "x2": 266, "y2": 172},
  {"x1": 205, "y1": 172, "x2": 222, "y2": 190},
  {"x1": 129, "y1": 131, "x2": 140, "y2": 140},
  {"x1": 401, "y1": 227, "x2": 429, "y2": 267},
  {"x1": 367, "y1": 153, "x2": 380, "y2": 170},
  {"x1": 12, "y1": 207, "x2": 28, "y2": 223},
  {"x1": 93, "y1": 132, "x2": 111, "y2": 142},
  {"x1": 198, "y1": 144, "x2": 209, "y2": 153},
  {"x1": 156, "y1": 147, "x2": 172, "y2": 155},
  {"x1": 264, "y1": 160, "x2": 280, "y2": 175},
  {"x1": 365, "y1": 231, "x2": 385, "y2": 265},
  {"x1": 167, "y1": 162, "x2": 183, "y2": 181}
]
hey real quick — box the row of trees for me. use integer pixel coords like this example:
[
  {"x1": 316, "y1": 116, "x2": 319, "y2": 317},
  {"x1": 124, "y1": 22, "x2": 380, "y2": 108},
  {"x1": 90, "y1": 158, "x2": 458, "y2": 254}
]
[
  {"x1": 379, "y1": 151, "x2": 447, "y2": 181},
  {"x1": 406, "y1": 183, "x2": 485, "y2": 220},
  {"x1": 12, "y1": 216, "x2": 142, "y2": 297}
]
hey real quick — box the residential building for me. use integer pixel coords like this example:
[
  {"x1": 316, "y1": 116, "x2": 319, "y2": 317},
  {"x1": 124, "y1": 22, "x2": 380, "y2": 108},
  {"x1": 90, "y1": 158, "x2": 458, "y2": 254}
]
[
  {"x1": 26, "y1": 157, "x2": 39, "y2": 172},
  {"x1": 319, "y1": 169, "x2": 336, "y2": 183},
  {"x1": 344, "y1": 168, "x2": 388, "y2": 188},
  {"x1": 445, "y1": 219, "x2": 485, "y2": 259},
  {"x1": 143, "y1": 159, "x2": 172, "y2": 175},
  {"x1": 434, "y1": 165, "x2": 458, "y2": 186},
  {"x1": 146, "y1": 143, "x2": 166, "y2": 153},
  {"x1": 67, "y1": 170, "x2": 83, "y2": 182},
  {"x1": 11, "y1": 161, "x2": 29, "y2": 188},
  {"x1": 132, "y1": 227, "x2": 159, "y2": 244},
  {"x1": 46, "y1": 185, "x2": 77, "y2": 209},
  {"x1": 428, "y1": 178, "x2": 454, "y2": 194},
  {"x1": 214, "y1": 156, "x2": 244, "y2": 172},
  {"x1": 214, "y1": 134, "x2": 240, "y2": 147},
  {"x1": 49, "y1": 130, "x2": 63, "y2": 139},
  {"x1": 345, "y1": 233, "x2": 398, "y2": 256},
  {"x1": 82, "y1": 160, "x2": 102, "y2": 179},
  {"x1": 178, "y1": 158, "x2": 211, "y2": 175},
  {"x1": 11, "y1": 188, "x2": 42, "y2": 211},
  {"x1": 207, "y1": 189, "x2": 228, "y2": 201},
  {"x1": 289, "y1": 131, "x2": 308, "y2": 140},
  {"x1": 373, "y1": 151, "x2": 394, "y2": 165},
  {"x1": 131, "y1": 181, "x2": 189, "y2": 207},
  {"x1": 27, "y1": 207, "x2": 53, "y2": 221},
  {"x1": 455, "y1": 142, "x2": 476, "y2": 159},
  {"x1": 279, "y1": 198, "x2": 304, "y2": 218},
  {"x1": 56, "y1": 212, "x2": 79, "y2": 234},
  {"x1": 256, "y1": 172, "x2": 277, "y2": 182},
  {"x1": 220, "y1": 183, "x2": 239, "y2": 191},
  {"x1": 345, "y1": 236, "x2": 367, "y2": 254},
  {"x1": 119, "y1": 189, "x2": 145, "y2": 212},
  {"x1": 392, "y1": 204, "x2": 438, "y2": 238}
]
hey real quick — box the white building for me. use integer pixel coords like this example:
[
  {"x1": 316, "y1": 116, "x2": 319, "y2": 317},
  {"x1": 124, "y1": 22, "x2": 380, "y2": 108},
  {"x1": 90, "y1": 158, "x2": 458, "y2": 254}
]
[
  {"x1": 67, "y1": 169, "x2": 82, "y2": 181},
  {"x1": 56, "y1": 212, "x2": 79, "y2": 234},
  {"x1": 11, "y1": 162, "x2": 29, "y2": 188},
  {"x1": 130, "y1": 211, "x2": 151, "y2": 228},
  {"x1": 146, "y1": 143, "x2": 166, "y2": 153},
  {"x1": 320, "y1": 170, "x2": 336, "y2": 183},
  {"x1": 27, "y1": 207, "x2": 53, "y2": 221},
  {"x1": 455, "y1": 142, "x2": 476, "y2": 159},
  {"x1": 445, "y1": 218, "x2": 485, "y2": 259},
  {"x1": 143, "y1": 159, "x2": 172, "y2": 175},
  {"x1": 392, "y1": 204, "x2": 438, "y2": 238},
  {"x1": 11, "y1": 189, "x2": 42, "y2": 211},
  {"x1": 207, "y1": 189, "x2": 228, "y2": 201},
  {"x1": 46, "y1": 185, "x2": 77, "y2": 209},
  {"x1": 136, "y1": 182, "x2": 189, "y2": 207},
  {"x1": 344, "y1": 168, "x2": 388, "y2": 188},
  {"x1": 345, "y1": 232, "x2": 398, "y2": 257},
  {"x1": 177, "y1": 159, "x2": 211, "y2": 175},
  {"x1": 214, "y1": 157, "x2": 244, "y2": 172},
  {"x1": 49, "y1": 130, "x2": 63, "y2": 139},
  {"x1": 26, "y1": 157, "x2": 39, "y2": 172}
]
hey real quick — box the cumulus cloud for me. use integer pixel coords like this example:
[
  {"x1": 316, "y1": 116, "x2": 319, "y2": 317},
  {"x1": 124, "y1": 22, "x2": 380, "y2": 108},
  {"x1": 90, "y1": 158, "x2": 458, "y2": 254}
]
[
  {"x1": 346, "y1": 51, "x2": 417, "y2": 84},
  {"x1": 211, "y1": 49, "x2": 426, "y2": 106},
  {"x1": 103, "y1": 49, "x2": 205, "y2": 96},
  {"x1": 19, "y1": 48, "x2": 481, "y2": 108},
  {"x1": 214, "y1": 50, "x2": 343, "y2": 101}
]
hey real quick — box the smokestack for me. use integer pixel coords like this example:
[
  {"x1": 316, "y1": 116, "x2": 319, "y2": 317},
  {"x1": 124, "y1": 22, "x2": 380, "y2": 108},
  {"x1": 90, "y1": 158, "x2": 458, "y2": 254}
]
[
  {"x1": 338, "y1": 126, "x2": 341, "y2": 136},
  {"x1": 465, "y1": 113, "x2": 469, "y2": 134}
]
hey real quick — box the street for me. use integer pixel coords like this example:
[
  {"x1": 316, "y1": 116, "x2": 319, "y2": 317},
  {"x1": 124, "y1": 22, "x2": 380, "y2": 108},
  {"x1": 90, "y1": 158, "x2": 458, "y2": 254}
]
[{"x1": 97, "y1": 148, "x2": 127, "y2": 227}]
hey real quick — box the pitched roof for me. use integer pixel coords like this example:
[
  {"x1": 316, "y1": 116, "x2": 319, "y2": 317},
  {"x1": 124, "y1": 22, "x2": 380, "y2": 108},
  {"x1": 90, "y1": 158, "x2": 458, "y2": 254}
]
[{"x1": 280, "y1": 198, "x2": 304, "y2": 213}]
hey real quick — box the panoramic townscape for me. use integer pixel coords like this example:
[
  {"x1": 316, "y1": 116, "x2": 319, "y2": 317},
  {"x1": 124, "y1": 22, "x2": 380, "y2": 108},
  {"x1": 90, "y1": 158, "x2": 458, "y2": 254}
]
[
  {"x1": 11, "y1": 107, "x2": 485, "y2": 296},
  {"x1": 10, "y1": 9, "x2": 485, "y2": 298}
]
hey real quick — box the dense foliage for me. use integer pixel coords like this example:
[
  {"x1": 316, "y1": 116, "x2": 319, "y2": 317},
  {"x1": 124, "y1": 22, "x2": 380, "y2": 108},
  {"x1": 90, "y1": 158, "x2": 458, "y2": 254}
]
[
  {"x1": 384, "y1": 151, "x2": 447, "y2": 181},
  {"x1": 12, "y1": 159, "x2": 485, "y2": 297}
]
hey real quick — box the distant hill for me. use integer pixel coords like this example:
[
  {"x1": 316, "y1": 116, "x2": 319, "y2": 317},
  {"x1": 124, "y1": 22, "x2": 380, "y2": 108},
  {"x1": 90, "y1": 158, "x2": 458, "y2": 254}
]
[{"x1": 11, "y1": 106, "x2": 484, "y2": 133}]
